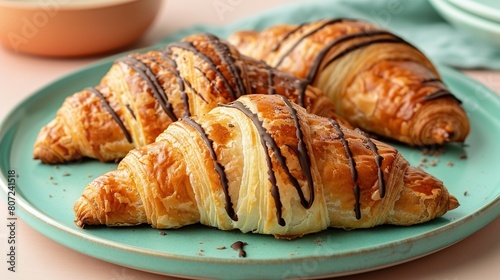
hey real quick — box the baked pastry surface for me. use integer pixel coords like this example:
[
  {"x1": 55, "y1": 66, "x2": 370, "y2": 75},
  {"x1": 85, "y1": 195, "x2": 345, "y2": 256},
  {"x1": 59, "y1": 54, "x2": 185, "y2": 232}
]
[{"x1": 74, "y1": 94, "x2": 458, "y2": 239}]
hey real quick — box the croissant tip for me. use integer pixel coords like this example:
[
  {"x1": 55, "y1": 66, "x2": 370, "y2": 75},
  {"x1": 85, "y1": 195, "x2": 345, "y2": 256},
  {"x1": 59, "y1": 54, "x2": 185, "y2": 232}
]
[
  {"x1": 448, "y1": 195, "x2": 460, "y2": 211},
  {"x1": 75, "y1": 219, "x2": 86, "y2": 229}
]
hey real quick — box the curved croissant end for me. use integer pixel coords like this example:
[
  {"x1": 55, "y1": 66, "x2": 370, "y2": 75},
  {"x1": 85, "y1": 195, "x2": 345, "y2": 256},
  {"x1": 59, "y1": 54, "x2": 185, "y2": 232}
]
[{"x1": 228, "y1": 19, "x2": 470, "y2": 146}]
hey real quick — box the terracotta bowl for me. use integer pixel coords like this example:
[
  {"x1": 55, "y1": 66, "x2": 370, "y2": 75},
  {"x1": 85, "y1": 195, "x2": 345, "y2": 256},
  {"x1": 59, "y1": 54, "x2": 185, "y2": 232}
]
[{"x1": 0, "y1": 0, "x2": 162, "y2": 57}]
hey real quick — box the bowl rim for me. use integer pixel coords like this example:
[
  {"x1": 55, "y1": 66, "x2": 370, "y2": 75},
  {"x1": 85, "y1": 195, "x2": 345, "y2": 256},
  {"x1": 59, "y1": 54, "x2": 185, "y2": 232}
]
[{"x1": 0, "y1": 0, "x2": 146, "y2": 11}]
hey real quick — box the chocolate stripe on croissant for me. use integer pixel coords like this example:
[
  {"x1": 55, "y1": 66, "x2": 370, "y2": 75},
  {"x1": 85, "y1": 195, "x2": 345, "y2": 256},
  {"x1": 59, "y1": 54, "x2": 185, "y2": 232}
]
[
  {"x1": 125, "y1": 104, "x2": 136, "y2": 120},
  {"x1": 266, "y1": 63, "x2": 276, "y2": 95},
  {"x1": 293, "y1": 79, "x2": 309, "y2": 108},
  {"x1": 281, "y1": 96, "x2": 314, "y2": 208},
  {"x1": 421, "y1": 78, "x2": 442, "y2": 84},
  {"x1": 275, "y1": 18, "x2": 354, "y2": 67},
  {"x1": 322, "y1": 38, "x2": 405, "y2": 74},
  {"x1": 270, "y1": 23, "x2": 306, "y2": 52},
  {"x1": 222, "y1": 99, "x2": 319, "y2": 225},
  {"x1": 156, "y1": 54, "x2": 191, "y2": 117},
  {"x1": 328, "y1": 119, "x2": 361, "y2": 219},
  {"x1": 203, "y1": 33, "x2": 247, "y2": 98},
  {"x1": 182, "y1": 117, "x2": 237, "y2": 221},
  {"x1": 356, "y1": 128, "x2": 386, "y2": 199},
  {"x1": 118, "y1": 57, "x2": 178, "y2": 121},
  {"x1": 86, "y1": 87, "x2": 133, "y2": 143},
  {"x1": 305, "y1": 30, "x2": 396, "y2": 82},
  {"x1": 165, "y1": 42, "x2": 239, "y2": 100},
  {"x1": 423, "y1": 89, "x2": 462, "y2": 104},
  {"x1": 221, "y1": 101, "x2": 285, "y2": 226}
]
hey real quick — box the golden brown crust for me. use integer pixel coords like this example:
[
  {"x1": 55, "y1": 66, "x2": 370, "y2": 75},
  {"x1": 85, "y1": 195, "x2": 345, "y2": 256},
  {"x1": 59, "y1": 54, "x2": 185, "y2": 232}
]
[
  {"x1": 34, "y1": 33, "x2": 346, "y2": 164},
  {"x1": 228, "y1": 19, "x2": 470, "y2": 146},
  {"x1": 74, "y1": 95, "x2": 458, "y2": 238}
]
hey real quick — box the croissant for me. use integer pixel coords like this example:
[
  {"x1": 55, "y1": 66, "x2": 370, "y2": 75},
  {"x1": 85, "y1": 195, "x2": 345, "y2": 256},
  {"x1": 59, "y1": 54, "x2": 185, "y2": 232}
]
[
  {"x1": 74, "y1": 94, "x2": 459, "y2": 239},
  {"x1": 33, "y1": 33, "x2": 344, "y2": 164},
  {"x1": 228, "y1": 18, "x2": 470, "y2": 146}
]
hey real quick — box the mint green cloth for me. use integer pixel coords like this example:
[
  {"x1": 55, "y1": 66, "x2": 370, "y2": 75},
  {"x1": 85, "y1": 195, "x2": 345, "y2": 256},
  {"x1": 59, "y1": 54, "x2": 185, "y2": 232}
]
[{"x1": 159, "y1": 0, "x2": 500, "y2": 70}]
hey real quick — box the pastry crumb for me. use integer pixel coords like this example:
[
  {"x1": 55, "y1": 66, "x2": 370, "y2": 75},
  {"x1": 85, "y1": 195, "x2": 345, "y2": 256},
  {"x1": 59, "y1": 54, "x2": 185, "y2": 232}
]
[
  {"x1": 446, "y1": 161, "x2": 454, "y2": 167},
  {"x1": 429, "y1": 159, "x2": 439, "y2": 167},
  {"x1": 459, "y1": 154, "x2": 467, "y2": 159},
  {"x1": 313, "y1": 238, "x2": 324, "y2": 246},
  {"x1": 464, "y1": 191, "x2": 468, "y2": 196},
  {"x1": 216, "y1": 246, "x2": 226, "y2": 250},
  {"x1": 62, "y1": 172, "x2": 71, "y2": 176},
  {"x1": 52, "y1": 181, "x2": 58, "y2": 185},
  {"x1": 159, "y1": 231, "x2": 167, "y2": 236}
]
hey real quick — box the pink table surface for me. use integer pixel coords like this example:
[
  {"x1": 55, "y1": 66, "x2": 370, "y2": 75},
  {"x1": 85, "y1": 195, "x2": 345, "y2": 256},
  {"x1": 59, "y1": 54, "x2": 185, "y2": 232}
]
[{"x1": 1, "y1": 1, "x2": 499, "y2": 279}]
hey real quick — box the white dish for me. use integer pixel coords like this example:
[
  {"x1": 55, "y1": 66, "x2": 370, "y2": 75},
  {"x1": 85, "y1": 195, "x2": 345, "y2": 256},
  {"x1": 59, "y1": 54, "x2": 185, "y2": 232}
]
[
  {"x1": 430, "y1": 0, "x2": 500, "y2": 47},
  {"x1": 449, "y1": 0, "x2": 500, "y2": 23}
]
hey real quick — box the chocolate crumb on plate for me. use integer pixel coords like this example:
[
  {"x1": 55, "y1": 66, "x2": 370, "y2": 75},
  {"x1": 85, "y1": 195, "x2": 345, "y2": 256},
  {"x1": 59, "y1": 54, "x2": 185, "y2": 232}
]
[{"x1": 231, "y1": 241, "x2": 248, "y2": 257}]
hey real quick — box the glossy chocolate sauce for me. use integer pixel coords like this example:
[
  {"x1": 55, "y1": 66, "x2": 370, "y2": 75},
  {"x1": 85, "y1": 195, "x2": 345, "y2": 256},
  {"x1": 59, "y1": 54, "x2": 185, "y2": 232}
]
[
  {"x1": 270, "y1": 23, "x2": 305, "y2": 52},
  {"x1": 221, "y1": 99, "x2": 317, "y2": 225},
  {"x1": 221, "y1": 101, "x2": 285, "y2": 226},
  {"x1": 321, "y1": 38, "x2": 404, "y2": 73},
  {"x1": 293, "y1": 79, "x2": 309, "y2": 108},
  {"x1": 281, "y1": 96, "x2": 314, "y2": 208},
  {"x1": 165, "y1": 41, "x2": 238, "y2": 100},
  {"x1": 230, "y1": 241, "x2": 248, "y2": 257},
  {"x1": 125, "y1": 104, "x2": 136, "y2": 120},
  {"x1": 304, "y1": 30, "x2": 394, "y2": 83},
  {"x1": 159, "y1": 53, "x2": 191, "y2": 117},
  {"x1": 266, "y1": 63, "x2": 276, "y2": 96},
  {"x1": 203, "y1": 33, "x2": 247, "y2": 98},
  {"x1": 423, "y1": 89, "x2": 462, "y2": 104},
  {"x1": 356, "y1": 128, "x2": 386, "y2": 199},
  {"x1": 182, "y1": 117, "x2": 237, "y2": 221},
  {"x1": 118, "y1": 56, "x2": 177, "y2": 122},
  {"x1": 274, "y1": 18, "x2": 352, "y2": 68},
  {"x1": 86, "y1": 87, "x2": 132, "y2": 143},
  {"x1": 328, "y1": 119, "x2": 360, "y2": 219},
  {"x1": 420, "y1": 79, "x2": 462, "y2": 103}
]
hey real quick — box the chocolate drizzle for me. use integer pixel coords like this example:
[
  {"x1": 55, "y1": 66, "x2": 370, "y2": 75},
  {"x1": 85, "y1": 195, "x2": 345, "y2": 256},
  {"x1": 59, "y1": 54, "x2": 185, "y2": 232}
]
[
  {"x1": 125, "y1": 104, "x2": 136, "y2": 120},
  {"x1": 182, "y1": 117, "x2": 237, "y2": 221},
  {"x1": 356, "y1": 128, "x2": 386, "y2": 199},
  {"x1": 328, "y1": 119, "x2": 360, "y2": 219},
  {"x1": 87, "y1": 87, "x2": 132, "y2": 143},
  {"x1": 203, "y1": 33, "x2": 247, "y2": 98},
  {"x1": 270, "y1": 23, "x2": 305, "y2": 52},
  {"x1": 275, "y1": 18, "x2": 352, "y2": 67},
  {"x1": 294, "y1": 79, "x2": 309, "y2": 108},
  {"x1": 266, "y1": 64, "x2": 276, "y2": 95},
  {"x1": 159, "y1": 54, "x2": 192, "y2": 117},
  {"x1": 166, "y1": 41, "x2": 238, "y2": 100},
  {"x1": 230, "y1": 241, "x2": 248, "y2": 257},
  {"x1": 118, "y1": 56, "x2": 177, "y2": 122},
  {"x1": 321, "y1": 38, "x2": 404, "y2": 73},
  {"x1": 421, "y1": 78, "x2": 442, "y2": 84},
  {"x1": 222, "y1": 98, "x2": 316, "y2": 225},
  {"x1": 422, "y1": 89, "x2": 462, "y2": 104},
  {"x1": 304, "y1": 30, "x2": 395, "y2": 83},
  {"x1": 221, "y1": 101, "x2": 285, "y2": 226},
  {"x1": 281, "y1": 96, "x2": 314, "y2": 208}
]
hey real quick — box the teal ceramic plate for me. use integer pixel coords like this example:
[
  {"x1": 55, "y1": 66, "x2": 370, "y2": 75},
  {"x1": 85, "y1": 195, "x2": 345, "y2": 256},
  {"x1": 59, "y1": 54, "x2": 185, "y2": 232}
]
[{"x1": 1, "y1": 55, "x2": 500, "y2": 278}]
